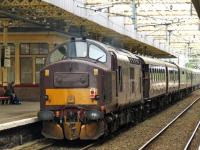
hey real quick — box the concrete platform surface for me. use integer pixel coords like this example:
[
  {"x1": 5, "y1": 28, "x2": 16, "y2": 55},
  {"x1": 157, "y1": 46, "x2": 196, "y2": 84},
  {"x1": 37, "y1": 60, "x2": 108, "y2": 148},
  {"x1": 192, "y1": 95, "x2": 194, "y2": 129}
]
[{"x1": 0, "y1": 102, "x2": 39, "y2": 124}]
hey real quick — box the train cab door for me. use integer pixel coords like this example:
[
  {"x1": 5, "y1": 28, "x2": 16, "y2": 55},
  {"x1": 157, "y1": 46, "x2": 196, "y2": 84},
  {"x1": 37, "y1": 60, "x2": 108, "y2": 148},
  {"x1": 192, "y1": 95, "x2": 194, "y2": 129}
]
[{"x1": 110, "y1": 52, "x2": 118, "y2": 103}]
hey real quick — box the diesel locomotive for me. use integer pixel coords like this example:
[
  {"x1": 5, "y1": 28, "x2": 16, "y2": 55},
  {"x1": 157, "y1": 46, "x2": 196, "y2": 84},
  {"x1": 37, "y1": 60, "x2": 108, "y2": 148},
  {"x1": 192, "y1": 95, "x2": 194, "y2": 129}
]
[{"x1": 38, "y1": 38, "x2": 200, "y2": 140}]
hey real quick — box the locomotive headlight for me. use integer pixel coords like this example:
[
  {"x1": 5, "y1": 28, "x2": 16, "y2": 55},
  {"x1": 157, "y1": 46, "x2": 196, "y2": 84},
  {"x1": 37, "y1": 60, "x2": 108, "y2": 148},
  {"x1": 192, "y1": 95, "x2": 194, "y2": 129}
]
[
  {"x1": 44, "y1": 95, "x2": 49, "y2": 101},
  {"x1": 93, "y1": 68, "x2": 98, "y2": 76},
  {"x1": 45, "y1": 69, "x2": 49, "y2": 77}
]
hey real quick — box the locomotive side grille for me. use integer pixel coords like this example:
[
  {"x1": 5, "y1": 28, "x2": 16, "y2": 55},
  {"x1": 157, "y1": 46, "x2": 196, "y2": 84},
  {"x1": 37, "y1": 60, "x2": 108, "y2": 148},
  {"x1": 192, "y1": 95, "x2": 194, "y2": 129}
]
[{"x1": 54, "y1": 72, "x2": 89, "y2": 88}]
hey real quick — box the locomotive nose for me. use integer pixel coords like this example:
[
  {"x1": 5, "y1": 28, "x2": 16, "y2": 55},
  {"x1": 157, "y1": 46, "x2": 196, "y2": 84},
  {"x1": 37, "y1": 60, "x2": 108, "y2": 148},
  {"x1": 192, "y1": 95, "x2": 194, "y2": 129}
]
[{"x1": 42, "y1": 60, "x2": 100, "y2": 106}]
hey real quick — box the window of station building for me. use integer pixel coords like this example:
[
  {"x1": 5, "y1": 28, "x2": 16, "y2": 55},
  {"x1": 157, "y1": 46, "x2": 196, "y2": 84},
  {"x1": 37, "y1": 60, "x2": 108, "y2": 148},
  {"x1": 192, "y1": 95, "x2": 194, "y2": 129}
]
[
  {"x1": 30, "y1": 43, "x2": 40, "y2": 54},
  {"x1": 39, "y1": 43, "x2": 49, "y2": 54},
  {"x1": 20, "y1": 43, "x2": 30, "y2": 54},
  {"x1": 7, "y1": 58, "x2": 15, "y2": 83},
  {"x1": 20, "y1": 58, "x2": 33, "y2": 84},
  {"x1": 20, "y1": 43, "x2": 48, "y2": 55},
  {"x1": 20, "y1": 43, "x2": 48, "y2": 84},
  {"x1": 35, "y1": 57, "x2": 46, "y2": 83}
]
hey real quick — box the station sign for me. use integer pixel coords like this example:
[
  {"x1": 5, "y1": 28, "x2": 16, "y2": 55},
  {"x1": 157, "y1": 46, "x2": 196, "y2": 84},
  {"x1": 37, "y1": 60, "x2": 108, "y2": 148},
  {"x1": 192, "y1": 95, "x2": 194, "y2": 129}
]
[
  {"x1": 5, "y1": 46, "x2": 10, "y2": 58},
  {"x1": 0, "y1": 46, "x2": 11, "y2": 67},
  {"x1": 4, "y1": 46, "x2": 11, "y2": 67},
  {"x1": 4, "y1": 58, "x2": 11, "y2": 67}
]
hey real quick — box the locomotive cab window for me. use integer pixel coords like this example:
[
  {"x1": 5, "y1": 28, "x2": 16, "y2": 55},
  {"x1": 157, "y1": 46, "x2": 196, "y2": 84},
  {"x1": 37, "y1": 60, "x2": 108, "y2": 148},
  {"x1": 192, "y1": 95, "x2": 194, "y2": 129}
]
[
  {"x1": 47, "y1": 41, "x2": 88, "y2": 64},
  {"x1": 49, "y1": 45, "x2": 67, "y2": 64},
  {"x1": 68, "y1": 42, "x2": 87, "y2": 57},
  {"x1": 89, "y1": 45, "x2": 106, "y2": 62}
]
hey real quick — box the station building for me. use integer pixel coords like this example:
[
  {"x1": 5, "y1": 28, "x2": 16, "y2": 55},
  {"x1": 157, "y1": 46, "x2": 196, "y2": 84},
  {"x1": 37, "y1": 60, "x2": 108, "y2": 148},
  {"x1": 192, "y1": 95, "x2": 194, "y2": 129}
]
[{"x1": 0, "y1": 32, "x2": 67, "y2": 101}]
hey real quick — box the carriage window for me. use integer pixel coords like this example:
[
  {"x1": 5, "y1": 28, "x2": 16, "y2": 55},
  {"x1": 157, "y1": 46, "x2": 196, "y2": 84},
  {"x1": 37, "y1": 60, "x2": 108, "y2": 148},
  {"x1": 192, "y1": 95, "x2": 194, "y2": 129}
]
[
  {"x1": 163, "y1": 69, "x2": 165, "y2": 81},
  {"x1": 150, "y1": 68, "x2": 152, "y2": 81},
  {"x1": 89, "y1": 45, "x2": 106, "y2": 62},
  {"x1": 156, "y1": 68, "x2": 158, "y2": 81}
]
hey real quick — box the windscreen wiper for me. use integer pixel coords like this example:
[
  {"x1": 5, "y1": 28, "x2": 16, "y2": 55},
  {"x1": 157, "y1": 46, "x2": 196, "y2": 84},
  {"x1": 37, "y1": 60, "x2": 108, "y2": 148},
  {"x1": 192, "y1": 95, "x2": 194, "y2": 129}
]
[{"x1": 95, "y1": 55, "x2": 104, "y2": 62}]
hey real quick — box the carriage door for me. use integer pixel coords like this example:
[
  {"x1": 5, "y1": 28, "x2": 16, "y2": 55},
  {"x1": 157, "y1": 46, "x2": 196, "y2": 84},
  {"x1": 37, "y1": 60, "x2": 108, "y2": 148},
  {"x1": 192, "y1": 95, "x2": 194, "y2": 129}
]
[
  {"x1": 110, "y1": 52, "x2": 118, "y2": 101},
  {"x1": 142, "y1": 64, "x2": 149, "y2": 99}
]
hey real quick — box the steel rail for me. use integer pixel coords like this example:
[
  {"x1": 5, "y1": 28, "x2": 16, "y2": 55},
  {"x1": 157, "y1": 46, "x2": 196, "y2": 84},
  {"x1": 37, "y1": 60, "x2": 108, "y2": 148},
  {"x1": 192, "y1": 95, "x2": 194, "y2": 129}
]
[
  {"x1": 138, "y1": 97, "x2": 200, "y2": 150},
  {"x1": 184, "y1": 120, "x2": 200, "y2": 150},
  {"x1": 79, "y1": 143, "x2": 96, "y2": 150}
]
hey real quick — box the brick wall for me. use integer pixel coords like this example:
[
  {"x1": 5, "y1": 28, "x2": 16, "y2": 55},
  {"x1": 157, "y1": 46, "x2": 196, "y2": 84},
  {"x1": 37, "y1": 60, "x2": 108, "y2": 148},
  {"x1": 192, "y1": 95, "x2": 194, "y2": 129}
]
[{"x1": 15, "y1": 87, "x2": 40, "y2": 101}]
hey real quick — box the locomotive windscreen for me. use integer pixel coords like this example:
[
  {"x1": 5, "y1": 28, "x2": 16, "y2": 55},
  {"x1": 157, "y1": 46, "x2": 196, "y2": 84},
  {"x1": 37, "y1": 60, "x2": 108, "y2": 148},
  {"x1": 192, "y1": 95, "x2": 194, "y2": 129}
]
[{"x1": 46, "y1": 40, "x2": 107, "y2": 65}]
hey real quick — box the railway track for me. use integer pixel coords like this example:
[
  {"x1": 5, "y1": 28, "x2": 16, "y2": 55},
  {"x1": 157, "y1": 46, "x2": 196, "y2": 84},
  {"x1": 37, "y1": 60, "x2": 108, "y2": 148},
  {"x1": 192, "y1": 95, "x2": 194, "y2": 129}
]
[
  {"x1": 138, "y1": 96, "x2": 200, "y2": 150},
  {"x1": 184, "y1": 120, "x2": 200, "y2": 150},
  {"x1": 11, "y1": 138, "x2": 97, "y2": 150},
  {"x1": 11, "y1": 138, "x2": 53, "y2": 150}
]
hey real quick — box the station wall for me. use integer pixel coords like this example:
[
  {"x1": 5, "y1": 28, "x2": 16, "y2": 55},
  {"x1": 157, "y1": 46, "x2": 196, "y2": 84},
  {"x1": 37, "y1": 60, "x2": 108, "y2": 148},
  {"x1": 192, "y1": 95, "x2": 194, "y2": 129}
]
[{"x1": 0, "y1": 32, "x2": 67, "y2": 101}]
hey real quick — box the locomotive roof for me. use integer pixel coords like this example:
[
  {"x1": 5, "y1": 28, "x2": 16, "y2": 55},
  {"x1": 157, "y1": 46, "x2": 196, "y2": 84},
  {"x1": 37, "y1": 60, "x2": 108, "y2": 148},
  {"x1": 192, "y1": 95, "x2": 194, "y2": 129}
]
[{"x1": 88, "y1": 39, "x2": 140, "y2": 60}]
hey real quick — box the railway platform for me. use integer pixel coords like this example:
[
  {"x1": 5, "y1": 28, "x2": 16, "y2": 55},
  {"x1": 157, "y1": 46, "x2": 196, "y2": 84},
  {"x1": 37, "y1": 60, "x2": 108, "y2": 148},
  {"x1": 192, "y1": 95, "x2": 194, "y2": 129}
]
[
  {"x1": 0, "y1": 102, "x2": 39, "y2": 131},
  {"x1": 0, "y1": 102, "x2": 42, "y2": 149}
]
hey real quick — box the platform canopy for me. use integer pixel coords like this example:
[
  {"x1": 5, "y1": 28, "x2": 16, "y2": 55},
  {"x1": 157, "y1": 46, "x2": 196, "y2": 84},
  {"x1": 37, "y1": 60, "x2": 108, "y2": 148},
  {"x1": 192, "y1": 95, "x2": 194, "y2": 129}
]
[
  {"x1": 192, "y1": 0, "x2": 200, "y2": 18},
  {"x1": 136, "y1": 0, "x2": 200, "y2": 57},
  {"x1": 0, "y1": 0, "x2": 175, "y2": 58}
]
